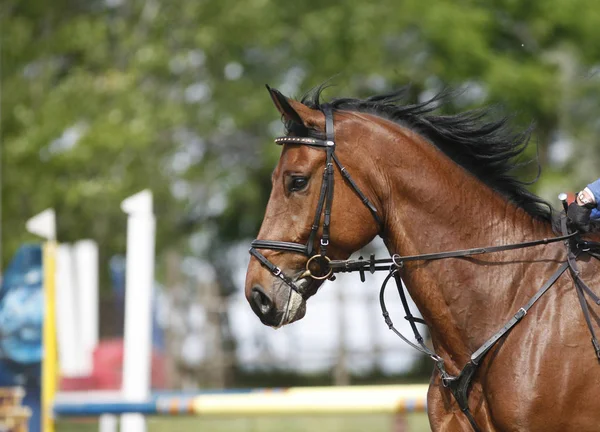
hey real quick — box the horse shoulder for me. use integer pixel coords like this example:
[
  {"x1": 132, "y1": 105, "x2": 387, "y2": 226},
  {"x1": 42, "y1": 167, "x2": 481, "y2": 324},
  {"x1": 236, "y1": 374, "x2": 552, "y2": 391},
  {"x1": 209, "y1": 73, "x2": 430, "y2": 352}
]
[{"x1": 482, "y1": 270, "x2": 600, "y2": 431}]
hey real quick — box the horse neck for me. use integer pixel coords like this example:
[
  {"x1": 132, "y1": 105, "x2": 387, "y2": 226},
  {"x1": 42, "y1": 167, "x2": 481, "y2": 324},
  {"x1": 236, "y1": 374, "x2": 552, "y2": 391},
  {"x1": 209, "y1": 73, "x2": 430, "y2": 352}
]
[{"x1": 371, "y1": 123, "x2": 558, "y2": 366}]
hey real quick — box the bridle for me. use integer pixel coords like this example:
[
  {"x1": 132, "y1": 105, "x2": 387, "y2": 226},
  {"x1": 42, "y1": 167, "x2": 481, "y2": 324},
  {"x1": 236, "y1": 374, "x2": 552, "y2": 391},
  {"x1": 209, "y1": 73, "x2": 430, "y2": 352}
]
[
  {"x1": 249, "y1": 104, "x2": 382, "y2": 297},
  {"x1": 248, "y1": 104, "x2": 600, "y2": 431}
]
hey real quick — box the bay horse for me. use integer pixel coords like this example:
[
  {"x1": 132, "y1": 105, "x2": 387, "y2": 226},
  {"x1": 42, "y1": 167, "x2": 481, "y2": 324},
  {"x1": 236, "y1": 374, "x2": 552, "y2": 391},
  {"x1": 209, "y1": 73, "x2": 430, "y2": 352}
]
[{"x1": 244, "y1": 85, "x2": 600, "y2": 431}]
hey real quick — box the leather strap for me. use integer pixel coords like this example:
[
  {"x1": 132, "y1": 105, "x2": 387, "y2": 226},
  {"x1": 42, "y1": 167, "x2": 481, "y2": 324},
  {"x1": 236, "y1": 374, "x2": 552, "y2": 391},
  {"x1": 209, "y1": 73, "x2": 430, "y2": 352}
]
[
  {"x1": 379, "y1": 269, "x2": 439, "y2": 358},
  {"x1": 249, "y1": 247, "x2": 302, "y2": 294},
  {"x1": 323, "y1": 103, "x2": 335, "y2": 143},
  {"x1": 321, "y1": 148, "x2": 334, "y2": 256},
  {"x1": 329, "y1": 232, "x2": 577, "y2": 273},
  {"x1": 393, "y1": 234, "x2": 576, "y2": 263},
  {"x1": 274, "y1": 136, "x2": 329, "y2": 147},
  {"x1": 444, "y1": 362, "x2": 481, "y2": 432},
  {"x1": 470, "y1": 261, "x2": 569, "y2": 364},
  {"x1": 251, "y1": 240, "x2": 307, "y2": 255},
  {"x1": 394, "y1": 271, "x2": 426, "y2": 348},
  {"x1": 319, "y1": 104, "x2": 335, "y2": 257},
  {"x1": 332, "y1": 153, "x2": 382, "y2": 227},
  {"x1": 306, "y1": 165, "x2": 330, "y2": 256},
  {"x1": 561, "y1": 217, "x2": 600, "y2": 358}
]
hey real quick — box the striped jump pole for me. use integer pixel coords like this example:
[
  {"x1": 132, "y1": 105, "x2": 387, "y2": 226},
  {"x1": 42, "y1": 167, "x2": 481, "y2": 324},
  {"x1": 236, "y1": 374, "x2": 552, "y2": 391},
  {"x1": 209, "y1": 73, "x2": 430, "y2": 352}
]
[{"x1": 54, "y1": 384, "x2": 428, "y2": 418}]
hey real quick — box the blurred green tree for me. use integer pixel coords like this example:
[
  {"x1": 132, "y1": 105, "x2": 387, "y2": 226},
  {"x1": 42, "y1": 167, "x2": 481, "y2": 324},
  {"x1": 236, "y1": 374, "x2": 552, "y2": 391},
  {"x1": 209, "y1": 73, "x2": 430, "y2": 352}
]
[
  {"x1": 3, "y1": 0, "x2": 600, "y2": 283},
  {"x1": 5, "y1": 0, "x2": 600, "y2": 387}
]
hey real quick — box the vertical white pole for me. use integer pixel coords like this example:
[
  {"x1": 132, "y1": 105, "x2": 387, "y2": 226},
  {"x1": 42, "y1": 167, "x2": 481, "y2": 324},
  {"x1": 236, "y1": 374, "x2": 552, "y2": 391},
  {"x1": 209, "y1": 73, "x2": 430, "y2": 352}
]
[
  {"x1": 99, "y1": 414, "x2": 118, "y2": 432},
  {"x1": 74, "y1": 239, "x2": 99, "y2": 375},
  {"x1": 55, "y1": 244, "x2": 82, "y2": 376},
  {"x1": 120, "y1": 190, "x2": 155, "y2": 432}
]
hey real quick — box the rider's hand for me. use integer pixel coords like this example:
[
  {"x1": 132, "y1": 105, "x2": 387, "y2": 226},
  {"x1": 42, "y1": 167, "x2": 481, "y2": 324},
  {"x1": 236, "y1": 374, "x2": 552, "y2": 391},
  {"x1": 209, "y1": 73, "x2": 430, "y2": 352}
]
[
  {"x1": 576, "y1": 188, "x2": 596, "y2": 208},
  {"x1": 567, "y1": 202, "x2": 593, "y2": 233}
]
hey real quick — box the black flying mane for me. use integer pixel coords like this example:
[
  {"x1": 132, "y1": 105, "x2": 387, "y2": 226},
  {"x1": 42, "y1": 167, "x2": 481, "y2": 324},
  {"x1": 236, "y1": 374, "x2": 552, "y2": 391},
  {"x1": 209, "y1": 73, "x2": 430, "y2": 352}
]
[{"x1": 285, "y1": 85, "x2": 553, "y2": 222}]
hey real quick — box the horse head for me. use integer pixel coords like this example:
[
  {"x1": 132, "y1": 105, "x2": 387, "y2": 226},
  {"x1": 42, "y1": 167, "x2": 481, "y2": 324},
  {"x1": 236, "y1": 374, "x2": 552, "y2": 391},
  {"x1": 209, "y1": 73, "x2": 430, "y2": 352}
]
[{"x1": 244, "y1": 86, "x2": 381, "y2": 327}]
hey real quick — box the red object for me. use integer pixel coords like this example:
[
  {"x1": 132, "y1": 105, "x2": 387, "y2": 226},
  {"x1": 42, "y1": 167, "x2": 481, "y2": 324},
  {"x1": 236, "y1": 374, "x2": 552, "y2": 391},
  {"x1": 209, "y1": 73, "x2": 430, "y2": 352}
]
[
  {"x1": 58, "y1": 375, "x2": 97, "y2": 392},
  {"x1": 59, "y1": 338, "x2": 167, "y2": 391}
]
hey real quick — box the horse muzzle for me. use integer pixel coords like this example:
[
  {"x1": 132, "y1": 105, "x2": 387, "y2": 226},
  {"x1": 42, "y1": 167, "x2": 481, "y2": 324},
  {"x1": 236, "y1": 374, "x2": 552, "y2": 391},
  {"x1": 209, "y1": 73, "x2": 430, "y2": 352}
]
[{"x1": 249, "y1": 277, "x2": 315, "y2": 327}]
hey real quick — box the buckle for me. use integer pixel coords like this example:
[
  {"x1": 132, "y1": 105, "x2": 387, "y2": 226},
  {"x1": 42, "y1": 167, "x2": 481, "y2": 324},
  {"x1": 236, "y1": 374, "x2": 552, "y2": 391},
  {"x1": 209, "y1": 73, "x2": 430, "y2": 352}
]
[
  {"x1": 441, "y1": 375, "x2": 457, "y2": 388},
  {"x1": 577, "y1": 242, "x2": 591, "y2": 252}
]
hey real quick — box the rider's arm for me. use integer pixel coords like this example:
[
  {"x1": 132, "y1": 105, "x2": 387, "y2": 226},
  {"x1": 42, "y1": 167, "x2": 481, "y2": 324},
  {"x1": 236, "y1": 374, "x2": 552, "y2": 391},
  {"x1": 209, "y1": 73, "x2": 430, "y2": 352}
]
[
  {"x1": 577, "y1": 178, "x2": 600, "y2": 209},
  {"x1": 586, "y1": 178, "x2": 600, "y2": 208}
]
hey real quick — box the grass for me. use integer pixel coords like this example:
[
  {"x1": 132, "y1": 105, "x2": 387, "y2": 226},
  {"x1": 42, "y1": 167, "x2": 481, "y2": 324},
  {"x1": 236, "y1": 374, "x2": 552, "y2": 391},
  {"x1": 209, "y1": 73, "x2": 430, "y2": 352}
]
[{"x1": 57, "y1": 412, "x2": 431, "y2": 432}]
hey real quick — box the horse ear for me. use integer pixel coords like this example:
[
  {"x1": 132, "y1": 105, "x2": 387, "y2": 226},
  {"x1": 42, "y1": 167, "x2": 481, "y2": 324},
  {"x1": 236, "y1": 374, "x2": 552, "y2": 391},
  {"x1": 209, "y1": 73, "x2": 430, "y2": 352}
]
[{"x1": 266, "y1": 85, "x2": 304, "y2": 125}]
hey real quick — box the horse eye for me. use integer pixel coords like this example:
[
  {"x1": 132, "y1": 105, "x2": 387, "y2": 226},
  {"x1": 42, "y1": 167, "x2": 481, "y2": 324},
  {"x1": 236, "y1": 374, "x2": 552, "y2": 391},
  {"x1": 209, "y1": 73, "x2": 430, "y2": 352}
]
[{"x1": 289, "y1": 176, "x2": 309, "y2": 192}]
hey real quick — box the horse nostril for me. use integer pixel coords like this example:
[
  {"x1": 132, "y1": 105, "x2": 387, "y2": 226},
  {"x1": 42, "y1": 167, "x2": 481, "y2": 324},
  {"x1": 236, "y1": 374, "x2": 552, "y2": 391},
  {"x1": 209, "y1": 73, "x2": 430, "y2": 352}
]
[{"x1": 251, "y1": 285, "x2": 273, "y2": 316}]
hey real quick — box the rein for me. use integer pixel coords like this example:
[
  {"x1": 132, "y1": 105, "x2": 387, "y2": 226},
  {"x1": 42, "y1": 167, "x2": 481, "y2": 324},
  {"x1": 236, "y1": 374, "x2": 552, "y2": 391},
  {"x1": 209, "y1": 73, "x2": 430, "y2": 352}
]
[
  {"x1": 327, "y1": 233, "x2": 577, "y2": 275},
  {"x1": 249, "y1": 105, "x2": 600, "y2": 431}
]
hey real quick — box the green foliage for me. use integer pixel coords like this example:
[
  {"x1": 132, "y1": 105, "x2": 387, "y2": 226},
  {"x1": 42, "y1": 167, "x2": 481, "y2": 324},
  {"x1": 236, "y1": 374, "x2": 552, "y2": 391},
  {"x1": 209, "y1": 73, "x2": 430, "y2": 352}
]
[{"x1": 3, "y1": 0, "x2": 600, "y2": 282}]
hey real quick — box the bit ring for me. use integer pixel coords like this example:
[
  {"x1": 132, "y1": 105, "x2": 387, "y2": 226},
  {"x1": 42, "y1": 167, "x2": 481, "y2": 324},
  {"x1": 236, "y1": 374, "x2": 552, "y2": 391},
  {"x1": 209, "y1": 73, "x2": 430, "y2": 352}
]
[{"x1": 304, "y1": 255, "x2": 333, "y2": 280}]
